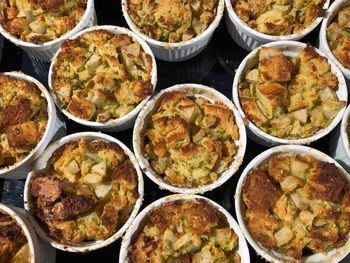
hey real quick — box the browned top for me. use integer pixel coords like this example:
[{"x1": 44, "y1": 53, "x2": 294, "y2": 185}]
[
  {"x1": 0, "y1": 211, "x2": 30, "y2": 263},
  {"x1": 143, "y1": 91, "x2": 240, "y2": 188},
  {"x1": 128, "y1": 199, "x2": 241, "y2": 262},
  {"x1": 52, "y1": 30, "x2": 153, "y2": 123},
  {"x1": 0, "y1": 74, "x2": 48, "y2": 170},
  {"x1": 29, "y1": 139, "x2": 139, "y2": 245},
  {"x1": 233, "y1": 0, "x2": 326, "y2": 36},
  {"x1": 239, "y1": 46, "x2": 345, "y2": 139},
  {"x1": 242, "y1": 154, "x2": 350, "y2": 260},
  {"x1": 1, "y1": 0, "x2": 87, "y2": 43}
]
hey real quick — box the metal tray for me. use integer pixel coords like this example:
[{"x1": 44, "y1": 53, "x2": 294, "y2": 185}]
[{"x1": 0, "y1": 1, "x2": 349, "y2": 262}]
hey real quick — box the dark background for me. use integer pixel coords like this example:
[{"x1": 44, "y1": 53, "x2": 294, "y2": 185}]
[{"x1": 0, "y1": 1, "x2": 349, "y2": 262}]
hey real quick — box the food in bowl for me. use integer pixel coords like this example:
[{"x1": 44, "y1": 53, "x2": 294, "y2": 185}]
[
  {"x1": 242, "y1": 153, "x2": 350, "y2": 260},
  {"x1": 0, "y1": 0, "x2": 87, "y2": 44},
  {"x1": 52, "y1": 29, "x2": 153, "y2": 123},
  {"x1": 0, "y1": 74, "x2": 48, "y2": 169},
  {"x1": 127, "y1": 199, "x2": 241, "y2": 262},
  {"x1": 28, "y1": 138, "x2": 139, "y2": 245},
  {"x1": 326, "y1": 5, "x2": 350, "y2": 70},
  {"x1": 0, "y1": 209, "x2": 30, "y2": 263},
  {"x1": 232, "y1": 0, "x2": 326, "y2": 36},
  {"x1": 126, "y1": 0, "x2": 219, "y2": 42},
  {"x1": 143, "y1": 91, "x2": 240, "y2": 188},
  {"x1": 238, "y1": 46, "x2": 345, "y2": 139}
]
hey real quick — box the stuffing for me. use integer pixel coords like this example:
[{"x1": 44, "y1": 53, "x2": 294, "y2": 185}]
[
  {"x1": 0, "y1": 74, "x2": 48, "y2": 169},
  {"x1": 127, "y1": 0, "x2": 219, "y2": 42},
  {"x1": 0, "y1": 0, "x2": 87, "y2": 43},
  {"x1": 28, "y1": 139, "x2": 139, "y2": 245},
  {"x1": 52, "y1": 30, "x2": 153, "y2": 123},
  {"x1": 242, "y1": 153, "x2": 350, "y2": 260},
  {"x1": 239, "y1": 46, "x2": 345, "y2": 139},
  {"x1": 128, "y1": 199, "x2": 240, "y2": 262},
  {"x1": 143, "y1": 91, "x2": 240, "y2": 188}
]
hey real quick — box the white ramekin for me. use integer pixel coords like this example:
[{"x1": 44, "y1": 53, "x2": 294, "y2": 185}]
[
  {"x1": 330, "y1": 104, "x2": 350, "y2": 173},
  {"x1": 225, "y1": 0, "x2": 330, "y2": 51},
  {"x1": 48, "y1": 25, "x2": 157, "y2": 132},
  {"x1": 23, "y1": 132, "x2": 144, "y2": 253},
  {"x1": 235, "y1": 145, "x2": 350, "y2": 263},
  {"x1": 319, "y1": 0, "x2": 350, "y2": 83},
  {"x1": 0, "y1": 203, "x2": 39, "y2": 263},
  {"x1": 121, "y1": 0, "x2": 224, "y2": 62},
  {"x1": 0, "y1": 72, "x2": 66, "y2": 180},
  {"x1": 133, "y1": 84, "x2": 247, "y2": 194},
  {"x1": 119, "y1": 194, "x2": 250, "y2": 263},
  {"x1": 0, "y1": 0, "x2": 96, "y2": 62},
  {"x1": 232, "y1": 41, "x2": 348, "y2": 147}
]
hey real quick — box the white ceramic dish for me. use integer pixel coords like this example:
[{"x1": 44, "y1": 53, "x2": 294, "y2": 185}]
[
  {"x1": 121, "y1": 0, "x2": 224, "y2": 62},
  {"x1": 23, "y1": 132, "x2": 144, "y2": 253},
  {"x1": 0, "y1": 0, "x2": 96, "y2": 62},
  {"x1": 232, "y1": 41, "x2": 348, "y2": 147},
  {"x1": 225, "y1": 0, "x2": 330, "y2": 51},
  {"x1": 235, "y1": 145, "x2": 350, "y2": 263},
  {"x1": 119, "y1": 194, "x2": 250, "y2": 263},
  {"x1": 330, "y1": 104, "x2": 350, "y2": 173},
  {"x1": 48, "y1": 25, "x2": 157, "y2": 132},
  {"x1": 0, "y1": 71, "x2": 66, "y2": 180},
  {"x1": 319, "y1": 0, "x2": 350, "y2": 83},
  {"x1": 133, "y1": 83, "x2": 247, "y2": 194},
  {"x1": 0, "y1": 203, "x2": 39, "y2": 263}
]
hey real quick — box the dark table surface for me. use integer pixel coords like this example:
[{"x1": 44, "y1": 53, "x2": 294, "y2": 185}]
[{"x1": 0, "y1": 1, "x2": 349, "y2": 263}]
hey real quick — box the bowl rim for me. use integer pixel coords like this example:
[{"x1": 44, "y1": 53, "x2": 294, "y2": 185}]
[
  {"x1": 235, "y1": 144, "x2": 350, "y2": 263},
  {"x1": 0, "y1": 71, "x2": 56, "y2": 176},
  {"x1": 23, "y1": 131, "x2": 144, "y2": 253},
  {"x1": 341, "y1": 105, "x2": 350, "y2": 161},
  {"x1": 224, "y1": 0, "x2": 330, "y2": 42},
  {"x1": 319, "y1": 0, "x2": 350, "y2": 77},
  {"x1": 121, "y1": 0, "x2": 225, "y2": 48},
  {"x1": 119, "y1": 193, "x2": 251, "y2": 263},
  {"x1": 0, "y1": 0, "x2": 95, "y2": 48},
  {"x1": 232, "y1": 40, "x2": 348, "y2": 145},
  {"x1": 48, "y1": 25, "x2": 157, "y2": 129},
  {"x1": 133, "y1": 83, "x2": 247, "y2": 194}
]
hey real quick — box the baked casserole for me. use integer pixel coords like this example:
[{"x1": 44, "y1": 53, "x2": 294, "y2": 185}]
[
  {"x1": 239, "y1": 46, "x2": 345, "y2": 139},
  {"x1": 0, "y1": 74, "x2": 48, "y2": 169},
  {"x1": 52, "y1": 29, "x2": 153, "y2": 123},
  {"x1": 28, "y1": 139, "x2": 139, "y2": 245},
  {"x1": 232, "y1": 0, "x2": 326, "y2": 36},
  {"x1": 0, "y1": 210, "x2": 30, "y2": 263},
  {"x1": 128, "y1": 199, "x2": 241, "y2": 262},
  {"x1": 327, "y1": 5, "x2": 350, "y2": 70},
  {"x1": 0, "y1": 0, "x2": 87, "y2": 44},
  {"x1": 143, "y1": 91, "x2": 240, "y2": 188},
  {"x1": 127, "y1": 0, "x2": 219, "y2": 42},
  {"x1": 242, "y1": 153, "x2": 350, "y2": 260}
]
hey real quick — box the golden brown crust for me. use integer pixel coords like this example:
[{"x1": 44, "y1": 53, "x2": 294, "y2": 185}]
[
  {"x1": 239, "y1": 47, "x2": 345, "y2": 139},
  {"x1": 0, "y1": 0, "x2": 87, "y2": 43},
  {"x1": 143, "y1": 90, "x2": 240, "y2": 188},
  {"x1": 309, "y1": 162, "x2": 347, "y2": 202},
  {"x1": 0, "y1": 211, "x2": 29, "y2": 263},
  {"x1": 0, "y1": 74, "x2": 48, "y2": 170},
  {"x1": 128, "y1": 199, "x2": 240, "y2": 262},
  {"x1": 233, "y1": 0, "x2": 326, "y2": 36},
  {"x1": 327, "y1": 5, "x2": 350, "y2": 69},
  {"x1": 29, "y1": 139, "x2": 139, "y2": 245},
  {"x1": 243, "y1": 169, "x2": 278, "y2": 212},
  {"x1": 127, "y1": 0, "x2": 219, "y2": 42},
  {"x1": 242, "y1": 154, "x2": 350, "y2": 260},
  {"x1": 52, "y1": 30, "x2": 153, "y2": 123}
]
